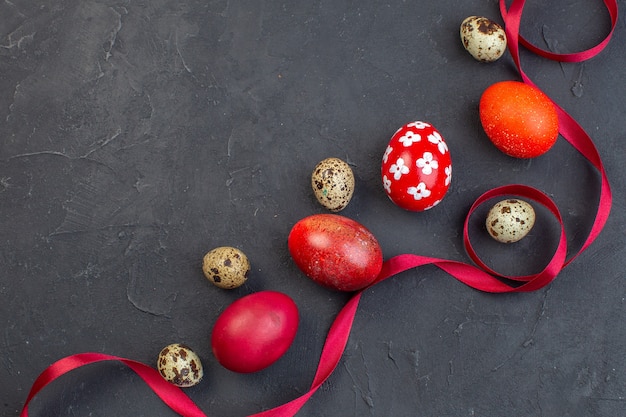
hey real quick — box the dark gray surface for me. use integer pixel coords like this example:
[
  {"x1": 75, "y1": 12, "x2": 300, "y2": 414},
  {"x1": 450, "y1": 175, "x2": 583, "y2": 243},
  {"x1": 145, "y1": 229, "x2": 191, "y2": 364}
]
[{"x1": 2, "y1": 1, "x2": 625, "y2": 416}]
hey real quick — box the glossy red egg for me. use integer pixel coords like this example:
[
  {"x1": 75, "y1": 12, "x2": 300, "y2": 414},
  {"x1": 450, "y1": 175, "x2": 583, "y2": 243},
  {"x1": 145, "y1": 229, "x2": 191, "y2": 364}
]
[
  {"x1": 211, "y1": 291, "x2": 299, "y2": 373},
  {"x1": 288, "y1": 214, "x2": 383, "y2": 292},
  {"x1": 381, "y1": 121, "x2": 452, "y2": 211}
]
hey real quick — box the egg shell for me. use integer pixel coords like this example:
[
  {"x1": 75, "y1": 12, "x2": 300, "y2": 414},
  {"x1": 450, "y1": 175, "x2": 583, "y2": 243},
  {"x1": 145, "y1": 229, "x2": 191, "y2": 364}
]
[
  {"x1": 157, "y1": 343, "x2": 204, "y2": 387},
  {"x1": 311, "y1": 157, "x2": 355, "y2": 212},
  {"x1": 211, "y1": 291, "x2": 299, "y2": 373},
  {"x1": 381, "y1": 121, "x2": 452, "y2": 212},
  {"x1": 479, "y1": 81, "x2": 559, "y2": 158},
  {"x1": 486, "y1": 199, "x2": 536, "y2": 243},
  {"x1": 202, "y1": 246, "x2": 250, "y2": 289},
  {"x1": 288, "y1": 214, "x2": 383, "y2": 291},
  {"x1": 460, "y1": 16, "x2": 507, "y2": 62}
]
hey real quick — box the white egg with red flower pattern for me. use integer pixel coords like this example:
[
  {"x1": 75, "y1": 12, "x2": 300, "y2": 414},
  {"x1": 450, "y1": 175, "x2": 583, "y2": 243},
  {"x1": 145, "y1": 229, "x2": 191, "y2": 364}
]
[{"x1": 381, "y1": 121, "x2": 452, "y2": 212}]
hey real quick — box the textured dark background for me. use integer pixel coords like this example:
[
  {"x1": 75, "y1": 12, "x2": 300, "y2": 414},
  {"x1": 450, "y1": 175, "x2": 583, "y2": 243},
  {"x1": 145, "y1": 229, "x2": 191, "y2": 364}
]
[{"x1": 2, "y1": 0, "x2": 625, "y2": 416}]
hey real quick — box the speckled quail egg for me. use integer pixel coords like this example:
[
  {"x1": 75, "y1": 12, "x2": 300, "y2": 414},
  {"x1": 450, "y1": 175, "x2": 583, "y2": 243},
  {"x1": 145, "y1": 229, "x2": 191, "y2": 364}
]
[
  {"x1": 202, "y1": 246, "x2": 250, "y2": 289},
  {"x1": 486, "y1": 199, "x2": 536, "y2": 243},
  {"x1": 460, "y1": 16, "x2": 507, "y2": 62},
  {"x1": 157, "y1": 343, "x2": 203, "y2": 387},
  {"x1": 311, "y1": 157, "x2": 355, "y2": 212}
]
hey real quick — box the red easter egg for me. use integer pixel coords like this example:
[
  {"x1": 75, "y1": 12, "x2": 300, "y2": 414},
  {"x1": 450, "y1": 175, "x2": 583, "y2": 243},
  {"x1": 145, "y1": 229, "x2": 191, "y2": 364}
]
[
  {"x1": 211, "y1": 291, "x2": 299, "y2": 373},
  {"x1": 381, "y1": 121, "x2": 452, "y2": 211},
  {"x1": 288, "y1": 214, "x2": 383, "y2": 292},
  {"x1": 479, "y1": 80, "x2": 559, "y2": 158}
]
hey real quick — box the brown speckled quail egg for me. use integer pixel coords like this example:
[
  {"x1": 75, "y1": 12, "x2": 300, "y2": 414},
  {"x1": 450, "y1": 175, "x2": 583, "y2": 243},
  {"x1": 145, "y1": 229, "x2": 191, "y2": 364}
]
[
  {"x1": 486, "y1": 199, "x2": 536, "y2": 243},
  {"x1": 311, "y1": 157, "x2": 355, "y2": 212},
  {"x1": 157, "y1": 343, "x2": 203, "y2": 387},
  {"x1": 202, "y1": 246, "x2": 250, "y2": 289},
  {"x1": 460, "y1": 16, "x2": 507, "y2": 62}
]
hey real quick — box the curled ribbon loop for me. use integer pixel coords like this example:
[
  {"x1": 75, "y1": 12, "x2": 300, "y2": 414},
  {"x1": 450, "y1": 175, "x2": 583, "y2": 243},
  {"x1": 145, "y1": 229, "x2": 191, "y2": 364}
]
[
  {"x1": 500, "y1": 0, "x2": 618, "y2": 63},
  {"x1": 21, "y1": 0, "x2": 616, "y2": 416},
  {"x1": 462, "y1": 185, "x2": 567, "y2": 291}
]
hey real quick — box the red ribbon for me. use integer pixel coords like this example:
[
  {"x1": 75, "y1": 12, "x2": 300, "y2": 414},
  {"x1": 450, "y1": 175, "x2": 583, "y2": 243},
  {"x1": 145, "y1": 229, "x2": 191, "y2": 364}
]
[{"x1": 21, "y1": 0, "x2": 616, "y2": 416}]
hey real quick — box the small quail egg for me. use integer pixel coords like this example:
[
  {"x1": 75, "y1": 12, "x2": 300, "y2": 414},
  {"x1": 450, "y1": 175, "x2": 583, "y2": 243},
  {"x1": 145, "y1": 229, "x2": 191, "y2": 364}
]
[
  {"x1": 157, "y1": 343, "x2": 203, "y2": 387},
  {"x1": 311, "y1": 157, "x2": 355, "y2": 212},
  {"x1": 460, "y1": 16, "x2": 507, "y2": 62},
  {"x1": 202, "y1": 246, "x2": 250, "y2": 289},
  {"x1": 486, "y1": 199, "x2": 536, "y2": 243}
]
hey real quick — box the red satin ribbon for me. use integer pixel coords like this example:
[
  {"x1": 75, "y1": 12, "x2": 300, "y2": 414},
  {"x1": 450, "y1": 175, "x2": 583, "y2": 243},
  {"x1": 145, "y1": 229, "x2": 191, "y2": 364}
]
[{"x1": 21, "y1": 0, "x2": 616, "y2": 416}]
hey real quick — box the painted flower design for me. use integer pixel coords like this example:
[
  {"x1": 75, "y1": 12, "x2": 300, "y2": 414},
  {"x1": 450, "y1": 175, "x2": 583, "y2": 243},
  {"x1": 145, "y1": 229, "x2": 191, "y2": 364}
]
[
  {"x1": 382, "y1": 121, "x2": 452, "y2": 212},
  {"x1": 407, "y1": 121, "x2": 431, "y2": 130},
  {"x1": 428, "y1": 131, "x2": 448, "y2": 154},
  {"x1": 382, "y1": 175, "x2": 392, "y2": 193},
  {"x1": 399, "y1": 130, "x2": 421, "y2": 147},
  {"x1": 389, "y1": 157, "x2": 409, "y2": 180},
  {"x1": 383, "y1": 145, "x2": 393, "y2": 163},
  {"x1": 407, "y1": 182, "x2": 431, "y2": 200},
  {"x1": 416, "y1": 152, "x2": 438, "y2": 175}
]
